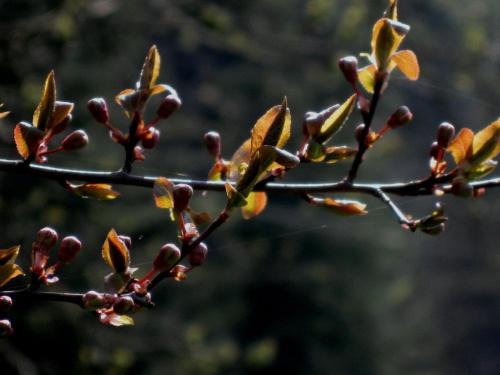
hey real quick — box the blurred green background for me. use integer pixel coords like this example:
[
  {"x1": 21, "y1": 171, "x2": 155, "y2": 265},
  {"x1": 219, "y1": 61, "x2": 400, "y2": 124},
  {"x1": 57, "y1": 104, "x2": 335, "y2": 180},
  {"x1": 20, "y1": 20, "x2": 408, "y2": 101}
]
[{"x1": 1, "y1": 0, "x2": 500, "y2": 374}]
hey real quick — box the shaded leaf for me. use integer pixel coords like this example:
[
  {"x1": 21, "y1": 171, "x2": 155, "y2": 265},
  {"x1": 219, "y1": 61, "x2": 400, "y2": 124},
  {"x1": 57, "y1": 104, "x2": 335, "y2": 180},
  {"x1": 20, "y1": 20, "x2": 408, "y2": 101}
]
[
  {"x1": 154, "y1": 177, "x2": 175, "y2": 209},
  {"x1": 242, "y1": 191, "x2": 267, "y2": 219},
  {"x1": 70, "y1": 183, "x2": 120, "y2": 200},
  {"x1": 358, "y1": 64, "x2": 376, "y2": 93},
  {"x1": 102, "y1": 229, "x2": 130, "y2": 273},
  {"x1": 0, "y1": 246, "x2": 20, "y2": 266},
  {"x1": 116, "y1": 89, "x2": 140, "y2": 117},
  {"x1": 0, "y1": 264, "x2": 24, "y2": 288},
  {"x1": 52, "y1": 101, "x2": 74, "y2": 128},
  {"x1": 323, "y1": 146, "x2": 358, "y2": 163},
  {"x1": 384, "y1": 0, "x2": 398, "y2": 20},
  {"x1": 466, "y1": 160, "x2": 497, "y2": 180},
  {"x1": 251, "y1": 97, "x2": 291, "y2": 153},
  {"x1": 187, "y1": 208, "x2": 211, "y2": 225},
  {"x1": 225, "y1": 182, "x2": 247, "y2": 208},
  {"x1": 235, "y1": 147, "x2": 276, "y2": 197},
  {"x1": 14, "y1": 122, "x2": 45, "y2": 158},
  {"x1": 316, "y1": 94, "x2": 357, "y2": 144},
  {"x1": 447, "y1": 128, "x2": 474, "y2": 165},
  {"x1": 228, "y1": 139, "x2": 252, "y2": 181},
  {"x1": 33, "y1": 71, "x2": 56, "y2": 131},
  {"x1": 390, "y1": 50, "x2": 419, "y2": 80}
]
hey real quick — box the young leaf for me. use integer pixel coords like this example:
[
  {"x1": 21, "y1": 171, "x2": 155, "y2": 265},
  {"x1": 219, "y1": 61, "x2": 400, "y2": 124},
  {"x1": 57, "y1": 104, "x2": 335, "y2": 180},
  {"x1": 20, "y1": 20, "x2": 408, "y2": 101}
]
[
  {"x1": 390, "y1": 50, "x2": 419, "y2": 80},
  {"x1": 358, "y1": 64, "x2": 376, "y2": 93},
  {"x1": 311, "y1": 197, "x2": 368, "y2": 216},
  {"x1": 225, "y1": 182, "x2": 247, "y2": 208},
  {"x1": 470, "y1": 119, "x2": 500, "y2": 167},
  {"x1": 0, "y1": 246, "x2": 20, "y2": 266},
  {"x1": 316, "y1": 94, "x2": 357, "y2": 144},
  {"x1": 70, "y1": 183, "x2": 120, "y2": 200},
  {"x1": 447, "y1": 128, "x2": 474, "y2": 166},
  {"x1": 235, "y1": 146, "x2": 276, "y2": 197},
  {"x1": 242, "y1": 191, "x2": 267, "y2": 219},
  {"x1": 228, "y1": 139, "x2": 252, "y2": 181},
  {"x1": 102, "y1": 229, "x2": 130, "y2": 273},
  {"x1": 14, "y1": 122, "x2": 45, "y2": 158},
  {"x1": 0, "y1": 264, "x2": 24, "y2": 288},
  {"x1": 149, "y1": 84, "x2": 178, "y2": 98},
  {"x1": 372, "y1": 19, "x2": 408, "y2": 71},
  {"x1": 154, "y1": 177, "x2": 175, "y2": 209},
  {"x1": 186, "y1": 208, "x2": 211, "y2": 226},
  {"x1": 251, "y1": 97, "x2": 291, "y2": 153},
  {"x1": 51, "y1": 101, "x2": 74, "y2": 128},
  {"x1": 106, "y1": 314, "x2": 134, "y2": 327},
  {"x1": 384, "y1": 0, "x2": 398, "y2": 20},
  {"x1": 0, "y1": 103, "x2": 9, "y2": 119},
  {"x1": 33, "y1": 71, "x2": 56, "y2": 131},
  {"x1": 139, "y1": 45, "x2": 160, "y2": 91},
  {"x1": 323, "y1": 146, "x2": 358, "y2": 163}
]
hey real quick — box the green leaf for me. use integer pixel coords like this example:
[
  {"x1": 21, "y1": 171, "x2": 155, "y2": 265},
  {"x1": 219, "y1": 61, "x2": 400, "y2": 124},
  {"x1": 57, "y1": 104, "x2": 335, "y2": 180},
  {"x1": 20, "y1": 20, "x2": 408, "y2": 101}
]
[
  {"x1": 14, "y1": 122, "x2": 45, "y2": 158},
  {"x1": 108, "y1": 314, "x2": 134, "y2": 327},
  {"x1": 470, "y1": 119, "x2": 500, "y2": 167},
  {"x1": 305, "y1": 140, "x2": 325, "y2": 162},
  {"x1": 323, "y1": 146, "x2": 358, "y2": 163},
  {"x1": 0, "y1": 264, "x2": 24, "y2": 288},
  {"x1": 372, "y1": 18, "x2": 408, "y2": 71},
  {"x1": 235, "y1": 147, "x2": 276, "y2": 197},
  {"x1": 0, "y1": 246, "x2": 20, "y2": 266},
  {"x1": 154, "y1": 177, "x2": 175, "y2": 209},
  {"x1": 70, "y1": 183, "x2": 120, "y2": 200},
  {"x1": 102, "y1": 229, "x2": 130, "y2": 273},
  {"x1": 33, "y1": 71, "x2": 56, "y2": 131},
  {"x1": 316, "y1": 94, "x2": 357, "y2": 144},
  {"x1": 311, "y1": 197, "x2": 368, "y2": 216},
  {"x1": 225, "y1": 182, "x2": 248, "y2": 208},
  {"x1": 358, "y1": 64, "x2": 376, "y2": 93}
]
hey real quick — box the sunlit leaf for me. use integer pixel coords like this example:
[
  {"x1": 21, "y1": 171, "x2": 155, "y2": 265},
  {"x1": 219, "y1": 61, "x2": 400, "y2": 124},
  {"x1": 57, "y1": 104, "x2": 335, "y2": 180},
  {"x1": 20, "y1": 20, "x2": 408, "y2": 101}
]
[
  {"x1": 108, "y1": 314, "x2": 134, "y2": 327},
  {"x1": 235, "y1": 147, "x2": 276, "y2": 197},
  {"x1": 305, "y1": 140, "x2": 325, "y2": 162},
  {"x1": 312, "y1": 197, "x2": 367, "y2": 216},
  {"x1": 384, "y1": 0, "x2": 398, "y2": 20},
  {"x1": 0, "y1": 104, "x2": 9, "y2": 119},
  {"x1": 447, "y1": 128, "x2": 474, "y2": 165},
  {"x1": 0, "y1": 246, "x2": 20, "y2": 266},
  {"x1": 372, "y1": 18, "x2": 408, "y2": 71},
  {"x1": 139, "y1": 45, "x2": 160, "y2": 91},
  {"x1": 242, "y1": 191, "x2": 267, "y2": 219},
  {"x1": 471, "y1": 118, "x2": 500, "y2": 167},
  {"x1": 33, "y1": 71, "x2": 56, "y2": 131},
  {"x1": 316, "y1": 94, "x2": 357, "y2": 144},
  {"x1": 251, "y1": 97, "x2": 291, "y2": 153},
  {"x1": 116, "y1": 89, "x2": 140, "y2": 117},
  {"x1": 70, "y1": 183, "x2": 120, "y2": 200},
  {"x1": 154, "y1": 177, "x2": 175, "y2": 209},
  {"x1": 0, "y1": 264, "x2": 24, "y2": 288},
  {"x1": 358, "y1": 64, "x2": 376, "y2": 93},
  {"x1": 102, "y1": 229, "x2": 130, "y2": 273},
  {"x1": 207, "y1": 163, "x2": 226, "y2": 181},
  {"x1": 14, "y1": 122, "x2": 45, "y2": 158},
  {"x1": 466, "y1": 160, "x2": 497, "y2": 179},
  {"x1": 390, "y1": 50, "x2": 419, "y2": 80}
]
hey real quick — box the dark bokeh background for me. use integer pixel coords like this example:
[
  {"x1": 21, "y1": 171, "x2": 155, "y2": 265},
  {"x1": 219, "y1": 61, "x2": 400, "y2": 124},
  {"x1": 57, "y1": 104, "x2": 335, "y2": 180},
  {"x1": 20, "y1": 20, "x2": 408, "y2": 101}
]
[{"x1": 1, "y1": 0, "x2": 500, "y2": 374}]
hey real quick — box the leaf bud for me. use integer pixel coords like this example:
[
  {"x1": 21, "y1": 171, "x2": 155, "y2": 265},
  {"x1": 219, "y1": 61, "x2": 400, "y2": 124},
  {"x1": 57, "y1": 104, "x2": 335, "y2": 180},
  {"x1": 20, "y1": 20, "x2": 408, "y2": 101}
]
[
  {"x1": 157, "y1": 95, "x2": 181, "y2": 120},
  {"x1": 451, "y1": 179, "x2": 474, "y2": 198},
  {"x1": 61, "y1": 130, "x2": 89, "y2": 151},
  {"x1": 113, "y1": 296, "x2": 136, "y2": 315},
  {"x1": 304, "y1": 112, "x2": 323, "y2": 141},
  {"x1": 35, "y1": 227, "x2": 58, "y2": 253},
  {"x1": 338, "y1": 56, "x2": 359, "y2": 84},
  {"x1": 87, "y1": 98, "x2": 109, "y2": 124},
  {"x1": 141, "y1": 127, "x2": 160, "y2": 149},
  {"x1": 0, "y1": 296, "x2": 13, "y2": 313},
  {"x1": 52, "y1": 114, "x2": 72, "y2": 135},
  {"x1": 173, "y1": 184, "x2": 193, "y2": 211},
  {"x1": 118, "y1": 235, "x2": 132, "y2": 251},
  {"x1": 153, "y1": 243, "x2": 181, "y2": 272},
  {"x1": 429, "y1": 141, "x2": 440, "y2": 159},
  {"x1": 82, "y1": 291, "x2": 106, "y2": 311},
  {"x1": 0, "y1": 320, "x2": 13, "y2": 338},
  {"x1": 204, "y1": 131, "x2": 221, "y2": 158},
  {"x1": 188, "y1": 242, "x2": 208, "y2": 267},
  {"x1": 437, "y1": 122, "x2": 455, "y2": 149},
  {"x1": 386, "y1": 106, "x2": 412, "y2": 129},
  {"x1": 57, "y1": 236, "x2": 82, "y2": 264}
]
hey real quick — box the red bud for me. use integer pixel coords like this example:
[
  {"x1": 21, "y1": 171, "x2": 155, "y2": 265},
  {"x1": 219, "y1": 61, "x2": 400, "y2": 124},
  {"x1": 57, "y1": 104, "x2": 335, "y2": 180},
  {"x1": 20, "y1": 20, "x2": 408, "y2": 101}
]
[
  {"x1": 157, "y1": 95, "x2": 181, "y2": 120},
  {"x1": 82, "y1": 291, "x2": 106, "y2": 311},
  {"x1": 0, "y1": 296, "x2": 13, "y2": 313},
  {"x1": 57, "y1": 236, "x2": 82, "y2": 264},
  {"x1": 61, "y1": 130, "x2": 89, "y2": 151},
  {"x1": 141, "y1": 127, "x2": 160, "y2": 149},
  {"x1": 386, "y1": 106, "x2": 412, "y2": 129},
  {"x1": 204, "y1": 131, "x2": 221, "y2": 158},
  {"x1": 153, "y1": 243, "x2": 181, "y2": 272},
  {"x1": 338, "y1": 56, "x2": 359, "y2": 84},
  {"x1": 87, "y1": 98, "x2": 109, "y2": 124},
  {"x1": 113, "y1": 296, "x2": 136, "y2": 315},
  {"x1": 173, "y1": 184, "x2": 193, "y2": 211},
  {"x1": 437, "y1": 122, "x2": 455, "y2": 149},
  {"x1": 0, "y1": 320, "x2": 13, "y2": 338},
  {"x1": 188, "y1": 242, "x2": 208, "y2": 267},
  {"x1": 52, "y1": 114, "x2": 72, "y2": 135}
]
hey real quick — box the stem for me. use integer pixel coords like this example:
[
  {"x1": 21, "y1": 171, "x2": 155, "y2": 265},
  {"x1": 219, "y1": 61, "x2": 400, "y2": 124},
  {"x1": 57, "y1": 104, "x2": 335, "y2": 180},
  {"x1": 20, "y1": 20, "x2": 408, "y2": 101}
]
[
  {"x1": 346, "y1": 80, "x2": 383, "y2": 183},
  {"x1": 122, "y1": 112, "x2": 142, "y2": 173}
]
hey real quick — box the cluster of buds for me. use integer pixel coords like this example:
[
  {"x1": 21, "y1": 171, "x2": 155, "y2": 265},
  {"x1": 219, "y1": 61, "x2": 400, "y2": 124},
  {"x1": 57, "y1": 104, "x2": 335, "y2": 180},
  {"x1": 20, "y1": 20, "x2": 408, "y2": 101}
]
[
  {"x1": 338, "y1": 56, "x2": 370, "y2": 113},
  {"x1": 430, "y1": 122, "x2": 455, "y2": 175},
  {"x1": 30, "y1": 227, "x2": 82, "y2": 285},
  {"x1": 82, "y1": 291, "x2": 146, "y2": 326},
  {"x1": 415, "y1": 202, "x2": 448, "y2": 235}
]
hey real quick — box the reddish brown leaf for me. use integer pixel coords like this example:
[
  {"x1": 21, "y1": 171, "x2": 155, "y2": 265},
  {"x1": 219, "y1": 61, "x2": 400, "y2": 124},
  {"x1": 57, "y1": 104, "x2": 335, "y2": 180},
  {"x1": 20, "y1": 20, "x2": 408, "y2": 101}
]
[
  {"x1": 102, "y1": 229, "x2": 130, "y2": 273},
  {"x1": 242, "y1": 191, "x2": 267, "y2": 219}
]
